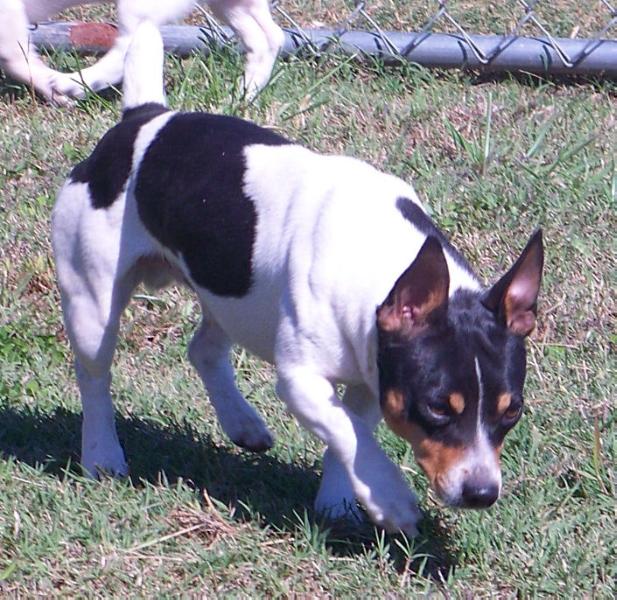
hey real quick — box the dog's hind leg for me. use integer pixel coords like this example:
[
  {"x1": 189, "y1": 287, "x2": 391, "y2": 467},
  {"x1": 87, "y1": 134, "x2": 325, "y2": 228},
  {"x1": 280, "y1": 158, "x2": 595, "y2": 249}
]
[
  {"x1": 209, "y1": 0, "x2": 285, "y2": 97},
  {"x1": 188, "y1": 317, "x2": 274, "y2": 452},
  {"x1": 58, "y1": 260, "x2": 139, "y2": 478},
  {"x1": 52, "y1": 185, "x2": 145, "y2": 477}
]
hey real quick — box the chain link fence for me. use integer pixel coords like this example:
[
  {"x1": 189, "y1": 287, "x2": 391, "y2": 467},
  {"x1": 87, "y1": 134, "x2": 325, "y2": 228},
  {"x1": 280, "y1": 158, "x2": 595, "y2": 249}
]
[
  {"x1": 273, "y1": 0, "x2": 617, "y2": 77},
  {"x1": 32, "y1": 1, "x2": 617, "y2": 78}
]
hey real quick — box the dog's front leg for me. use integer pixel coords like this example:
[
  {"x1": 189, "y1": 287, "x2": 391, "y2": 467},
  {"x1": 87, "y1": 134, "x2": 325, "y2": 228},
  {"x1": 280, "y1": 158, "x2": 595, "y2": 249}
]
[
  {"x1": 276, "y1": 367, "x2": 421, "y2": 536},
  {"x1": 315, "y1": 384, "x2": 382, "y2": 521}
]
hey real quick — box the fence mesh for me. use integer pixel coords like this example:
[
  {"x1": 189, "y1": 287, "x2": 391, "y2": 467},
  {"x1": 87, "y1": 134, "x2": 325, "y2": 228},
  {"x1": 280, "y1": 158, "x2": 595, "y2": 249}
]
[{"x1": 266, "y1": 1, "x2": 616, "y2": 75}]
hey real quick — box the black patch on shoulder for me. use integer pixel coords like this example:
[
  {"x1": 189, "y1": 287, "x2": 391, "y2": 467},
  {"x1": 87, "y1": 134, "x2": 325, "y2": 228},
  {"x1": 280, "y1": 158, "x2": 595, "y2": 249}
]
[
  {"x1": 135, "y1": 112, "x2": 292, "y2": 297},
  {"x1": 70, "y1": 103, "x2": 168, "y2": 209},
  {"x1": 396, "y1": 197, "x2": 474, "y2": 273}
]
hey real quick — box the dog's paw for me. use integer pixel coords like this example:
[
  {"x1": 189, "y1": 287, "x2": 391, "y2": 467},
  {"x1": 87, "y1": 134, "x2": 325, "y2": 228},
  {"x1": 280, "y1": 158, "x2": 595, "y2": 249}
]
[
  {"x1": 22, "y1": 72, "x2": 75, "y2": 106},
  {"x1": 315, "y1": 467, "x2": 360, "y2": 522},
  {"x1": 362, "y1": 483, "x2": 422, "y2": 537},
  {"x1": 353, "y1": 459, "x2": 423, "y2": 537},
  {"x1": 220, "y1": 409, "x2": 274, "y2": 453},
  {"x1": 49, "y1": 72, "x2": 87, "y2": 103},
  {"x1": 81, "y1": 441, "x2": 129, "y2": 479}
]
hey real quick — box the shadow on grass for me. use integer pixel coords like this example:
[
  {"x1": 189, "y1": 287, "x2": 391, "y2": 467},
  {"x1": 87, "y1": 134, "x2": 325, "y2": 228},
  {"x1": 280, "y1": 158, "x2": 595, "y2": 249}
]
[
  {"x1": 0, "y1": 404, "x2": 457, "y2": 579},
  {"x1": 321, "y1": 510, "x2": 457, "y2": 581}
]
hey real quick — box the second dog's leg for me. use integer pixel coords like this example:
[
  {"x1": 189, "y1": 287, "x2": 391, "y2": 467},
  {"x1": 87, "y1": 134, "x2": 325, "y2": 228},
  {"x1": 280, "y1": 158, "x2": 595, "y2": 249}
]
[
  {"x1": 51, "y1": 33, "x2": 132, "y2": 99},
  {"x1": 210, "y1": 0, "x2": 285, "y2": 96},
  {"x1": 188, "y1": 318, "x2": 274, "y2": 451},
  {"x1": 0, "y1": 0, "x2": 75, "y2": 104},
  {"x1": 50, "y1": 0, "x2": 191, "y2": 99},
  {"x1": 51, "y1": 0, "x2": 146, "y2": 99}
]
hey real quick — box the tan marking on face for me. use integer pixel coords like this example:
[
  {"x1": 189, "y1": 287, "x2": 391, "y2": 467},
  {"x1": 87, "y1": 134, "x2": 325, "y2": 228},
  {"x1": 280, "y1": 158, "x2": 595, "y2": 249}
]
[
  {"x1": 492, "y1": 442, "x2": 505, "y2": 472},
  {"x1": 496, "y1": 392, "x2": 512, "y2": 416},
  {"x1": 381, "y1": 389, "x2": 468, "y2": 498},
  {"x1": 412, "y1": 434, "x2": 468, "y2": 498},
  {"x1": 382, "y1": 389, "x2": 406, "y2": 421},
  {"x1": 449, "y1": 392, "x2": 465, "y2": 414}
]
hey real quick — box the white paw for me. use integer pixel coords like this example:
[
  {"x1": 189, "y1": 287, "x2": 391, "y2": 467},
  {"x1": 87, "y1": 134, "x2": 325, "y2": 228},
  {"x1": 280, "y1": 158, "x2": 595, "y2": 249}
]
[
  {"x1": 81, "y1": 438, "x2": 128, "y2": 479},
  {"x1": 352, "y1": 457, "x2": 422, "y2": 536},
  {"x1": 18, "y1": 70, "x2": 74, "y2": 106},
  {"x1": 364, "y1": 490, "x2": 422, "y2": 537},
  {"x1": 50, "y1": 72, "x2": 87, "y2": 101},
  {"x1": 218, "y1": 406, "x2": 274, "y2": 453}
]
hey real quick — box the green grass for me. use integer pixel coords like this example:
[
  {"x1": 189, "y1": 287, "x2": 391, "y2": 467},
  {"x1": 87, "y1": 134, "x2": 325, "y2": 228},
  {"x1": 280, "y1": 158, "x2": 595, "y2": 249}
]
[{"x1": 1, "y1": 3, "x2": 616, "y2": 596}]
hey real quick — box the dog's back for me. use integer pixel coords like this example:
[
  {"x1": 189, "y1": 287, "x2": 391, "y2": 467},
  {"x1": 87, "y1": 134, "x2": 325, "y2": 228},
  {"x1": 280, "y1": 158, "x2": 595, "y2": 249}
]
[{"x1": 52, "y1": 17, "x2": 484, "y2": 388}]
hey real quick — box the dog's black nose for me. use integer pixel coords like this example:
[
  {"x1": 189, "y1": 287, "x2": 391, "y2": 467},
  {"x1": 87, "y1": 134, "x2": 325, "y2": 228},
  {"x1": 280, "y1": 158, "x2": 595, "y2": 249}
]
[{"x1": 461, "y1": 480, "x2": 499, "y2": 508}]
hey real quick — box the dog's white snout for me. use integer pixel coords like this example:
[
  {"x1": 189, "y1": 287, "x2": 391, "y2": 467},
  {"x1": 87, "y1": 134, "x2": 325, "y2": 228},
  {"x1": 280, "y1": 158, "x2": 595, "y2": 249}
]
[{"x1": 437, "y1": 448, "x2": 502, "y2": 508}]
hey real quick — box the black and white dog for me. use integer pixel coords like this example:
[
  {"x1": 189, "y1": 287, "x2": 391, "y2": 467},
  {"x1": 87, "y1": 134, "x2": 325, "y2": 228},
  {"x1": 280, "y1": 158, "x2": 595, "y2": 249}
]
[
  {"x1": 0, "y1": 0, "x2": 282, "y2": 104},
  {"x1": 52, "y1": 23, "x2": 543, "y2": 536}
]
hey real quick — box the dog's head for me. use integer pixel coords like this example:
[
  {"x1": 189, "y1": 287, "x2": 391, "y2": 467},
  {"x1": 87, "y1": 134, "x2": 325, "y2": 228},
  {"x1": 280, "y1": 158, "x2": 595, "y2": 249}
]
[{"x1": 376, "y1": 231, "x2": 543, "y2": 509}]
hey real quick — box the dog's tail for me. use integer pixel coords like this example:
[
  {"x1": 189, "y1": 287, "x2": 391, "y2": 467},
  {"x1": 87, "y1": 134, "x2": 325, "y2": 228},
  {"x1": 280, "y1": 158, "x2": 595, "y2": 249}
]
[{"x1": 122, "y1": 21, "x2": 166, "y2": 111}]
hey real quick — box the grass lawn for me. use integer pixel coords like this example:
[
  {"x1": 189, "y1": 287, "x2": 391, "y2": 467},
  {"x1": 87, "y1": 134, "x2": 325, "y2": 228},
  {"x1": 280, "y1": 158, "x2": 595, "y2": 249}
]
[{"x1": 0, "y1": 2, "x2": 615, "y2": 596}]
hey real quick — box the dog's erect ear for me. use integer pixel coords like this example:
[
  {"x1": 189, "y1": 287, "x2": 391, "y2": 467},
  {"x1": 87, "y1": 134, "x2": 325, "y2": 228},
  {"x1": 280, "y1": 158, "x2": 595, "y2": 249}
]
[
  {"x1": 377, "y1": 236, "x2": 449, "y2": 336},
  {"x1": 482, "y1": 229, "x2": 544, "y2": 337}
]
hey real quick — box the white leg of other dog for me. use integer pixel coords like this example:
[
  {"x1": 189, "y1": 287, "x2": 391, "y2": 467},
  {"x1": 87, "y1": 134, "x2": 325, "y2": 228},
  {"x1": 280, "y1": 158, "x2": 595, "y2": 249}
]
[
  {"x1": 188, "y1": 318, "x2": 274, "y2": 452},
  {"x1": 50, "y1": 0, "x2": 160, "y2": 100},
  {"x1": 275, "y1": 366, "x2": 421, "y2": 537},
  {"x1": 210, "y1": 0, "x2": 285, "y2": 97},
  {"x1": 0, "y1": 0, "x2": 75, "y2": 104},
  {"x1": 51, "y1": 34, "x2": 132, "y2": 100}
]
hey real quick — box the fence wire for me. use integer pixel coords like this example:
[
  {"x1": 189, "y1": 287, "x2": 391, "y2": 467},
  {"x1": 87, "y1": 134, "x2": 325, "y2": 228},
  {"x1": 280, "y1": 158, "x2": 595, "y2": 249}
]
[
  {"x1": 268, "y1": 0, "x2": 616, "y2": 77},
  {"x1": 273, "y1": 0, "x2": 617, "y2": 71}
]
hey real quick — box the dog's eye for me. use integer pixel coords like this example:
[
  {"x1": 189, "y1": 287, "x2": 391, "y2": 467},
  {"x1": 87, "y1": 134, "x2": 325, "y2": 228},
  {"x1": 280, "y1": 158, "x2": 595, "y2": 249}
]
[
  {"x1": 503, "y1": 403, "x2": 523, "y2": 422},
  {"x1": 426, "y1": 403, "x2": 451, "y2": 424}
]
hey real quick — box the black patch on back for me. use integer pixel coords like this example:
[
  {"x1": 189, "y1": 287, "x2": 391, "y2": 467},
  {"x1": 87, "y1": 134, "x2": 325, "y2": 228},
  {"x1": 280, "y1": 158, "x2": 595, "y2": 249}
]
[
  {"x1": 70, "y1": 103, "x2": 168, "y2": 209},
  {"x1": 135, "y1": 112, "x2": 292, "y2": 297},
  {"x1": 396, "y1": 197, "x2": 474, "y2": 274}
]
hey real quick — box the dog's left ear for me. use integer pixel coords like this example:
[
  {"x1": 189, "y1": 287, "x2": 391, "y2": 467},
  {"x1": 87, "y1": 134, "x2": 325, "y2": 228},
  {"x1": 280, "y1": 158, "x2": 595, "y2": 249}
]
[
  {"x1": 482, "y1": 229, "x2": 544, "y2": 337},
  {"x1": 377, "y1": 236, "x2": 450, "y2": 337}
]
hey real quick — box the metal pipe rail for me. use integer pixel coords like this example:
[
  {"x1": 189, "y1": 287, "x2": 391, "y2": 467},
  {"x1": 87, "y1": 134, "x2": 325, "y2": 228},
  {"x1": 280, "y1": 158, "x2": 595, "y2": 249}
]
[{"x1": 31, "y1": 21, "x2": 617, "y2": 79}]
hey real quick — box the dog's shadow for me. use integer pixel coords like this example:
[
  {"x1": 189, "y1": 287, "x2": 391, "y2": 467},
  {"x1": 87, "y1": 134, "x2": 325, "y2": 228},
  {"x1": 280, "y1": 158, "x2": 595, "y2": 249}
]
[{"x1": 0, "y1": 405, "x2": 457, "y2": 579}]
